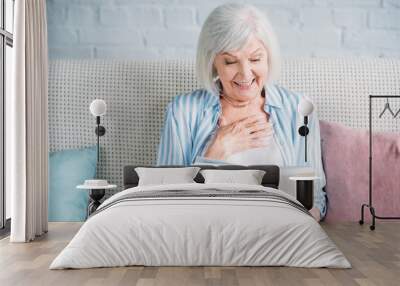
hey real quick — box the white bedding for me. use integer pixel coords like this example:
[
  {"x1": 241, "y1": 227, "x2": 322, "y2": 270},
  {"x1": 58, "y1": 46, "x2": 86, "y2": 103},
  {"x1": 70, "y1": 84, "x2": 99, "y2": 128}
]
[{"x1": 50, "y1": 183, "x2": 350, "y2": 269}]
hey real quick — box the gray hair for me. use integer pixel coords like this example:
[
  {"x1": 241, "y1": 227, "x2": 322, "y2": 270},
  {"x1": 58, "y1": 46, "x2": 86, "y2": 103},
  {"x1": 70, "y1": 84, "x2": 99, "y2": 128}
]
[{"x1": 196, "y1": 3, "x2": 281, "y2": 95}]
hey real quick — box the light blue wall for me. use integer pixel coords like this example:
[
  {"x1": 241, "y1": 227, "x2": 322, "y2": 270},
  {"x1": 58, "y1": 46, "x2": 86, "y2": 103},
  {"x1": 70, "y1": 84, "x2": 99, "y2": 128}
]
[{"x1": 47, "y1": 0, "x2": 400, "y2": 59}]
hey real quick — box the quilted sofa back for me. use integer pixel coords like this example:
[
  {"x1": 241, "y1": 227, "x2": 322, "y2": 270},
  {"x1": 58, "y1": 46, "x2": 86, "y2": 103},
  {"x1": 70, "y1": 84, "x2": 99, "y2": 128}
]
[{"x1": 49, "y1": 58, "x2": 400, "y2": 194}]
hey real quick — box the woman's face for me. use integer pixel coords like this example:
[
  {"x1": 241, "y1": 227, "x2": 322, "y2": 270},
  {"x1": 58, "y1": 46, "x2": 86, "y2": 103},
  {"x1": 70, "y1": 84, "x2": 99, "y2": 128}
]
[{"x1": 213, "y1": 35, "x2": 268, "y2": 101}]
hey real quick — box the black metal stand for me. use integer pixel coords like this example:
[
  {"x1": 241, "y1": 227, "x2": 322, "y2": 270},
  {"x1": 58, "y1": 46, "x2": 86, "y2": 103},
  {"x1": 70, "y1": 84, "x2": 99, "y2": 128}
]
[
  {"x1": 359, "y1": 95, "x2": 400, "y2": 231},
  {"x1": 87, "y1": 189, "x2": 105, "y2": 218},
  {"x1": 296, "y1": 180, "x2": 314, "y2": 210}
]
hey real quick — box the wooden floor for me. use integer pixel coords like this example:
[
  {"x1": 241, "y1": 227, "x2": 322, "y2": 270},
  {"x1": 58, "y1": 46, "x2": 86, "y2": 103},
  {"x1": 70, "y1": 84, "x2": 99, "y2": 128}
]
[{"x1": 0, "y1": 222, "x2": 399, "y2": 286}]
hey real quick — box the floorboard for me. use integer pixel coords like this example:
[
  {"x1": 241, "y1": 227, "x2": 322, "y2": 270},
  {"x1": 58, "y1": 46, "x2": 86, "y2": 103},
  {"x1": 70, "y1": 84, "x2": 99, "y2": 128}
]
[{"x1": 0, "y1": 222, "x2": 399, "y2": 286}]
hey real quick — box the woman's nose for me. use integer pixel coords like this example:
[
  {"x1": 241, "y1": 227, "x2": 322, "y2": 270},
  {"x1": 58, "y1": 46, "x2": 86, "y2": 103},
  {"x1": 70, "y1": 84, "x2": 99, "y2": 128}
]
[{"x1": 238, "y1": 61, "x2": 253, "y2": 79}]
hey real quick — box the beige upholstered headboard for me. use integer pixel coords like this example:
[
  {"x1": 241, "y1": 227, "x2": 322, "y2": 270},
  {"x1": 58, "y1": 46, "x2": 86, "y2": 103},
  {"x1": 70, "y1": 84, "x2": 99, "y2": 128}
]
[{"x1": 48, "y1": 58, "x2": 400, "y2": 196}]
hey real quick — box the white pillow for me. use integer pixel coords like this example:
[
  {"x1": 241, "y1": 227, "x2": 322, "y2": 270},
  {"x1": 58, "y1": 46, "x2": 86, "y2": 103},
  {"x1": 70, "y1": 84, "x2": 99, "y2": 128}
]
[
  {"x1": 135, "y1": 167, "x2": 201, "y2": 186},
  {"x1": 200, "y1": 169, "x2": 266, "y2": 185}
]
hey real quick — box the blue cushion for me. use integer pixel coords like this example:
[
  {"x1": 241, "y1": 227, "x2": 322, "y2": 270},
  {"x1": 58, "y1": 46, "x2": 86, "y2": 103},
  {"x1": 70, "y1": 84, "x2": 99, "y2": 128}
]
[{"x1": 48, "y1": 146, "x2": 97, "y2": 222}]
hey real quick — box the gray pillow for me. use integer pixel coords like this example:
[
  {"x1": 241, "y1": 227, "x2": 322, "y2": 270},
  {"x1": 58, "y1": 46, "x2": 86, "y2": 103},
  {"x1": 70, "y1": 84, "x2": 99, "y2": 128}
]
[
  {"x1": 135, "y1": 167, "x2": 201, "y2": 186},
  {"x1": 200, "y1": 169, "x2": 266, "y2": 185}
]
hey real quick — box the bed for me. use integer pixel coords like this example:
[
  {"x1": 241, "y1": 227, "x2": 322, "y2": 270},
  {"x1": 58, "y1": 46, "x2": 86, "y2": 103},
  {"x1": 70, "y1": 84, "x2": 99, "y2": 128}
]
[{"x1": 50, "y1": 165, "x2": 350, "y2": 269}]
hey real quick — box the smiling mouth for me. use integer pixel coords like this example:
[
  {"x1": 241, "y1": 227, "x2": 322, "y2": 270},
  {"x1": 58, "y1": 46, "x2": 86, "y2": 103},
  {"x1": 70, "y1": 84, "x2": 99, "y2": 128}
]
[{"x1": 233, "y1": 79, "x2": 256, "y2": 89}]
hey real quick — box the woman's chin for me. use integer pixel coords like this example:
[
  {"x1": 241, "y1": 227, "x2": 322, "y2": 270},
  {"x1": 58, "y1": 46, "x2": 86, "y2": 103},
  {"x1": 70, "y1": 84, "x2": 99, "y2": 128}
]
[{"x1": 233, "y1": 89, "x2": 259, "y2": 99}]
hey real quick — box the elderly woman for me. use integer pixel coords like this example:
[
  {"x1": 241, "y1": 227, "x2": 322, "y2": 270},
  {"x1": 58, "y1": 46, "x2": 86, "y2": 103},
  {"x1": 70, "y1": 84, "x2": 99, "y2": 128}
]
[{"x1": 156, "y1": 3, "x2": 326, "y2": 221}]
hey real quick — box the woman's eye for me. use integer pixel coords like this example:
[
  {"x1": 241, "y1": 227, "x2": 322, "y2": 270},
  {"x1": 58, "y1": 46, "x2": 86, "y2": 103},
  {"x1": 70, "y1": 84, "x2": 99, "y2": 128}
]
[
  {"x1": 224, "y1": 60, "x2": 237, "y2": 65},
  {"x1": 250, "y1": 58, "x2": 261, "y2": 62}
]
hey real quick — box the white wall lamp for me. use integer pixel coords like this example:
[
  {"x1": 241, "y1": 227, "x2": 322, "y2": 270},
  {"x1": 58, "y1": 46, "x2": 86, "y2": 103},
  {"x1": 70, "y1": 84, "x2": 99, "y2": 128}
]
[
  {"x1": 298, "y1": 98, "x2": 314, "y2": 163},
  {"x1": 89, "y1": 99, "x2": 107, "y2": 163}
]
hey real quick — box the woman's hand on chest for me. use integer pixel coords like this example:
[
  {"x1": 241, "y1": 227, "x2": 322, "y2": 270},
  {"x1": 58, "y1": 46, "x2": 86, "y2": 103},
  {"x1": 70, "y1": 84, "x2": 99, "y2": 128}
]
[{"x1": 204, "y1": 113, "x2": 273, "y2": 160}]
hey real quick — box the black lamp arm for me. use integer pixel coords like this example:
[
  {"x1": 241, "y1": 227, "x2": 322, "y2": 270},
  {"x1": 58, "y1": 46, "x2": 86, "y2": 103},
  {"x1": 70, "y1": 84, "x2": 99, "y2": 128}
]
[
  {"x1": 95, "y1": 116, "x2": 106, "y2": 136},
  {"x1": 94, "y1": 116, "x2": 106, "y2": 165},
  {"x1": 298, "y1": 116, "x2": 310, "y2": 136},
  {"x1": 298, "y1": 116, "x2": 310, "y2": 162}
]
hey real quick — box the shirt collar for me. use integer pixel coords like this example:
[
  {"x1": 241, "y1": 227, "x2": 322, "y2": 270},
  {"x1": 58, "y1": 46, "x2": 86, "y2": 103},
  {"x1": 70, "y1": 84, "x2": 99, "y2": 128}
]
[{"x1": 264, "y1": 83, "x2": 282, "y2": 109}]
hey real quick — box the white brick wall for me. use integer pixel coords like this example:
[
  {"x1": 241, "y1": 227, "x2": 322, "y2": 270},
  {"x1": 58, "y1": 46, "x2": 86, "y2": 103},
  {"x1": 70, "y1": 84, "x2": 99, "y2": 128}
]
[{"x1": 47, "y1": 0, "x2": 400, "y2": 59}]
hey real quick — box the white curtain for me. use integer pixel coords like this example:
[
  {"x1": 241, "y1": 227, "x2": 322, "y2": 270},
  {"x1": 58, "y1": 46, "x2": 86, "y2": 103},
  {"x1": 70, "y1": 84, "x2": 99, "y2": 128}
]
[{"x1": 9, "y1": 0, "x2": 49, "y2": 242}]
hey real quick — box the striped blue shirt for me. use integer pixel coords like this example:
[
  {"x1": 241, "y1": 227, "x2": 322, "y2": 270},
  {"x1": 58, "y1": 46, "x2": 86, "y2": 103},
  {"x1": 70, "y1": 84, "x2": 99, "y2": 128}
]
[{"x1": 156, "y1": 83, "x2": 327, "y2": 217}]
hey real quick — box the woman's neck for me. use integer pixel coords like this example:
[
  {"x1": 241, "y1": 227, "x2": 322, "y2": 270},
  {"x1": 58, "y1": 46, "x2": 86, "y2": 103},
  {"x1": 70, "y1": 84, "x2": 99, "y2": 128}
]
[
  {"x1": 219, "y1": 93, "x2": 266, "y2": 127},
  {"x1": 220, "y1": 92, "x2": 264, "y2": 110}
]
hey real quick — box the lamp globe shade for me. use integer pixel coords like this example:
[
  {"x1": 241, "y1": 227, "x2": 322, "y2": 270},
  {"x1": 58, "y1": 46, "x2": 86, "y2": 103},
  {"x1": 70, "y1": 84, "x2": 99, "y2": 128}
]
[
  {"x1": 90, "y1": 99, "x2": 107, "y2": 117},
  {"x1": 298, "y1": 98, "x2": 314, "y2": 116}
]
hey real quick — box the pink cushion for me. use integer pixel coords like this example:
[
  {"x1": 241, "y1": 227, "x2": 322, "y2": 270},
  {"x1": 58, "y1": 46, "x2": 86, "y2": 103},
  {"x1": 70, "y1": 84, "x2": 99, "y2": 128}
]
[{"x1": 320, "y1": 120, "x2": 400, "y2": 223}]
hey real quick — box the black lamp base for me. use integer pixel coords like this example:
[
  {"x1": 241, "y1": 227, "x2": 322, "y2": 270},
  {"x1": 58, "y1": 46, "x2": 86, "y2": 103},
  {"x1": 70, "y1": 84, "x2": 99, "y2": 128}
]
[
  {"x1": 298, "y1": 116, "x2": 310, "y2": 162},
  {"x1": 95, "y1": 125, "x2": 106, "y2": 136},
  {"x1": 298, "y1": 125, "x2": 309, "y2": 136}
]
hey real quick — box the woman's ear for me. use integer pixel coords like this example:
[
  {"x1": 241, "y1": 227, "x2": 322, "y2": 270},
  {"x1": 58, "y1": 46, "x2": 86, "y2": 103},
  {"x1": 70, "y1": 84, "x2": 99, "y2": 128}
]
[
  {"x1": 212, "y1": 68, "x2": 223, "y2": 94},
  {"x1": 217, "y1": 79, "x2": 223, "y2": 93}
]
